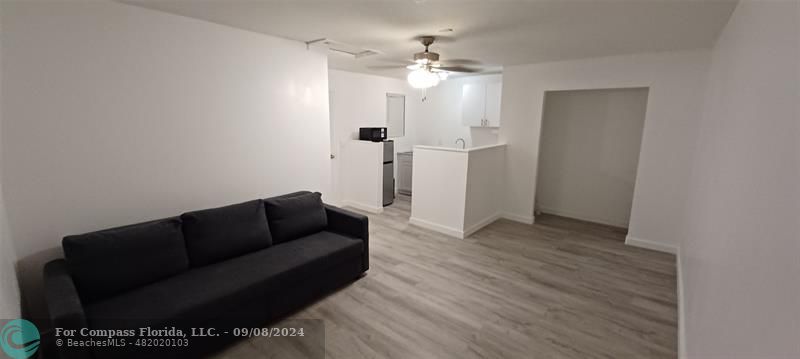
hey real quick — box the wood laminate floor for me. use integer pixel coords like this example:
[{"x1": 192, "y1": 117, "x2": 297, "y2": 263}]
[{"x1": 215, "y1": 196, "x2": 677, "y2": 358}]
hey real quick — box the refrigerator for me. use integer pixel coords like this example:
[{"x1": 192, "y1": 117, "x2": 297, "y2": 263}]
[{"x1": 382, "y1": 140, "x2": 394, "y2": 206}]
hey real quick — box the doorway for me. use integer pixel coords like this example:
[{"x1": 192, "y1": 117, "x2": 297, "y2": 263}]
[{"x1": 535, "y1": 87, "x2": 649, "y2": 228}]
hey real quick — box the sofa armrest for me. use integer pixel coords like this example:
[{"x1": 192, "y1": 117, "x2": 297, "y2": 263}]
[
  {"x1": 44, "y1": 259, "x2": 92, "y2": 359},
  {"x1": 324, "y1": 204, "x2": 369, "y2": 271}
]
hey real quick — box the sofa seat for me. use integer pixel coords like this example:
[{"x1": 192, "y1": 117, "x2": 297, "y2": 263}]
[{"x1": 86, "y1": 231, "x2": 363, "y2": 330}]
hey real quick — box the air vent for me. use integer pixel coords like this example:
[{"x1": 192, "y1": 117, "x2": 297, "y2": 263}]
[{"x1": 305, "y1": 38, "x2": 381, "y2": 59}]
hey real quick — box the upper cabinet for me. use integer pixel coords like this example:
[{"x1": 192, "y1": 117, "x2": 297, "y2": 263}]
[
  {"x1": 461, "y1": 82, "x2": 502, "y2": 127},
  {"x1": 484, "y1": 82, "x2": 502, "y2": 127},
  {"x1": 461, "y1": 84, "x2": 485, "y2": 127}
]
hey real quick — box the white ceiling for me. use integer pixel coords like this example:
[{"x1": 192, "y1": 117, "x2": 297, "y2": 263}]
[{"x1": 121, "y1": 0, "x2": 737, "y2": 78}]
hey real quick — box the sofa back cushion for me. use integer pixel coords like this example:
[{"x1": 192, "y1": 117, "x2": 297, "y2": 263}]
[
  {"x1": 264, "y1": 192, "x2": 328, "y2": 244},
  {"x1": 181, "y1": 199, "x2": 272, "y2": 266},
  {"x1": 267, "y1": 191, "x2": 313, "y2": 200},
  {"x1": 63, "y1": 217, "x2": 189, "y2": 303}
]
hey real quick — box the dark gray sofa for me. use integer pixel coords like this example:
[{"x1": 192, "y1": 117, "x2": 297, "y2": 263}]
[{"x1": 43, "y1": 191, "x2": 368, "y2": 359}]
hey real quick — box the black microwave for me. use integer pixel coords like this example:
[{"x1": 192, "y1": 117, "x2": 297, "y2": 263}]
[{"x1": 359, "y1": 127, "x2": 387, "y2": 142}]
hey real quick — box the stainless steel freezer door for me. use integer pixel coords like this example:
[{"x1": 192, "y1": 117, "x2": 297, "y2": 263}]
[
  {"x1": 383, "y1": 140, "x2": 394, "y2": 163},
  {"x1": 383, "y1": 162, "x2": 394, "y2": 206}
]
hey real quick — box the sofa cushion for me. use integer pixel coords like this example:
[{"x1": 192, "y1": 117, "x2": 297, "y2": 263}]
[
  {"x1": 85, "y1": 231, "x2": 363, "y2": 330},
  {"x1": 63, "y1": 217, "x2": 188, "y2": 303},
  {"x1": 181, "y1": 200, "x2": 271, "y2": 266},
  {"x1": 264, "y1": 192, "x2": 327, "y2": 244},
  {"x1": 266, "y1": 191, "x2": 313, "y2": 201}
]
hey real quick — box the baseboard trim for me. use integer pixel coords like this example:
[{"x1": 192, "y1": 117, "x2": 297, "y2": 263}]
[
  {"x1": 500, "y1": 212, "x2": 534, "y2": 225},
  {"x1": 677, "y1": 249, "x2": 686, "y2": 359},
  {"x1": 409, "y1": 217, "x2": 464, "y2": 239},
  {"x1": 624, "y1": 235, "x2": 678, "y2": 254},
  {"x1": 341, "y1": 200, "x2": 383, "y2": 214},
  {"x1": 464, "y1": 213, "x2": 502, "y2": 237},
  {"x1": 535, "y1": 206, "x2": 629, "y2": 228}
]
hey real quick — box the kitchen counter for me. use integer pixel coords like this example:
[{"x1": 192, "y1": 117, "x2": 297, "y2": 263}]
[
  {"x1": 409, "y1": 143, "x2": 506, "y2": 239},
  {"x1": 413, "y1": 143, "x2": 506, "y2": 153}
]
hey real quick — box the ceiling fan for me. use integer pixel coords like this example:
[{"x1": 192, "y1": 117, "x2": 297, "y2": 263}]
[{"x1": 398, "y1": 36, "x2": 481, "y2": 89}]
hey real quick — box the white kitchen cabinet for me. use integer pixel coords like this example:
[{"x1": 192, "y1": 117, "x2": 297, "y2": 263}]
[
  {"x1": 461, "y1": 84, "x2": 485, "y2": 127},
  {"x1": 461, "y1": 82, "x2": 502, "y2": 127},
  {"x1": 484, "y1": 82, "x2": 503, "y2": 127}
]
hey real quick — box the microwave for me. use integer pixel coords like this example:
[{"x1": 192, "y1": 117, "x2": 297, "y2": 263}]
[{"x1": 359, "y1": 127, "x2": 387, "y2": 142}]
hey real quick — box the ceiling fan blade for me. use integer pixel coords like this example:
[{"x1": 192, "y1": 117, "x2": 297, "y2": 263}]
[
  {"x1": 437, "y1": 66, "x2": 481, "y2": 73},
  {"x1": 406, "y1": 64, "x2": 422, "y2": 70},
  {"x1": 413, "y1": 35, "x2": 456, "y2": 43},
  {"x1": 440, "y1": 59, "x2": 482, "y2": 66},
  {"x1": 366, "y1": 65, "x2": 407, "y2": 70}
]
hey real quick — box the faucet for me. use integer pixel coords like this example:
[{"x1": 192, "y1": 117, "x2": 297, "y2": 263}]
[{"x1": 455, "y1": 138, "x2": 466, "y2": 149}]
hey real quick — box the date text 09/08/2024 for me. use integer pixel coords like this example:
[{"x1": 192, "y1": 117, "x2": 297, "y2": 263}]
[{"x1": 54, "y1": 326, "x2": 307, "y2": 339}]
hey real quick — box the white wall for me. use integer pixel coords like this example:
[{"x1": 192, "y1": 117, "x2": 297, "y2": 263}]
[
  {"x1": 1, "y1": 0, "x2": 330, "y2": 320},
  {"x1": 0, "y1": 8, "x2": 21, "y2": 320},
  {"x1": 680, "y1": 1, "x2": 799, "y2": 357},
  {"x1": 415, "y1": 74, "x2": 501, "y2": 148},
  {"x1": 536, "y1": 88, "x2": 648, "y2": 228},
  {"x1": 501, "y1": 50, "x2": 710, "y2": 251},
  {"x1": 329, "y1": 70, "x2": 420, "y2": 153},
  {"x1": 328, "y1": 70, "x2": 420, "y2": 204},
  {"x1": 0, "y1": 194, "x2": 18, "y2": 319},
  {"x1": 1, "y1": 0, "x2": 331, "y2": 257}
]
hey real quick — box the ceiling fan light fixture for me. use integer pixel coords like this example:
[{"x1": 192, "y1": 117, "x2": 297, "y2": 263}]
[
  {"x1": 408, "y1": 68, "x2": 440, "y2": 89},
  {"x1": 437, "y1": 71, "x2": 449, "y2": 80}
]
